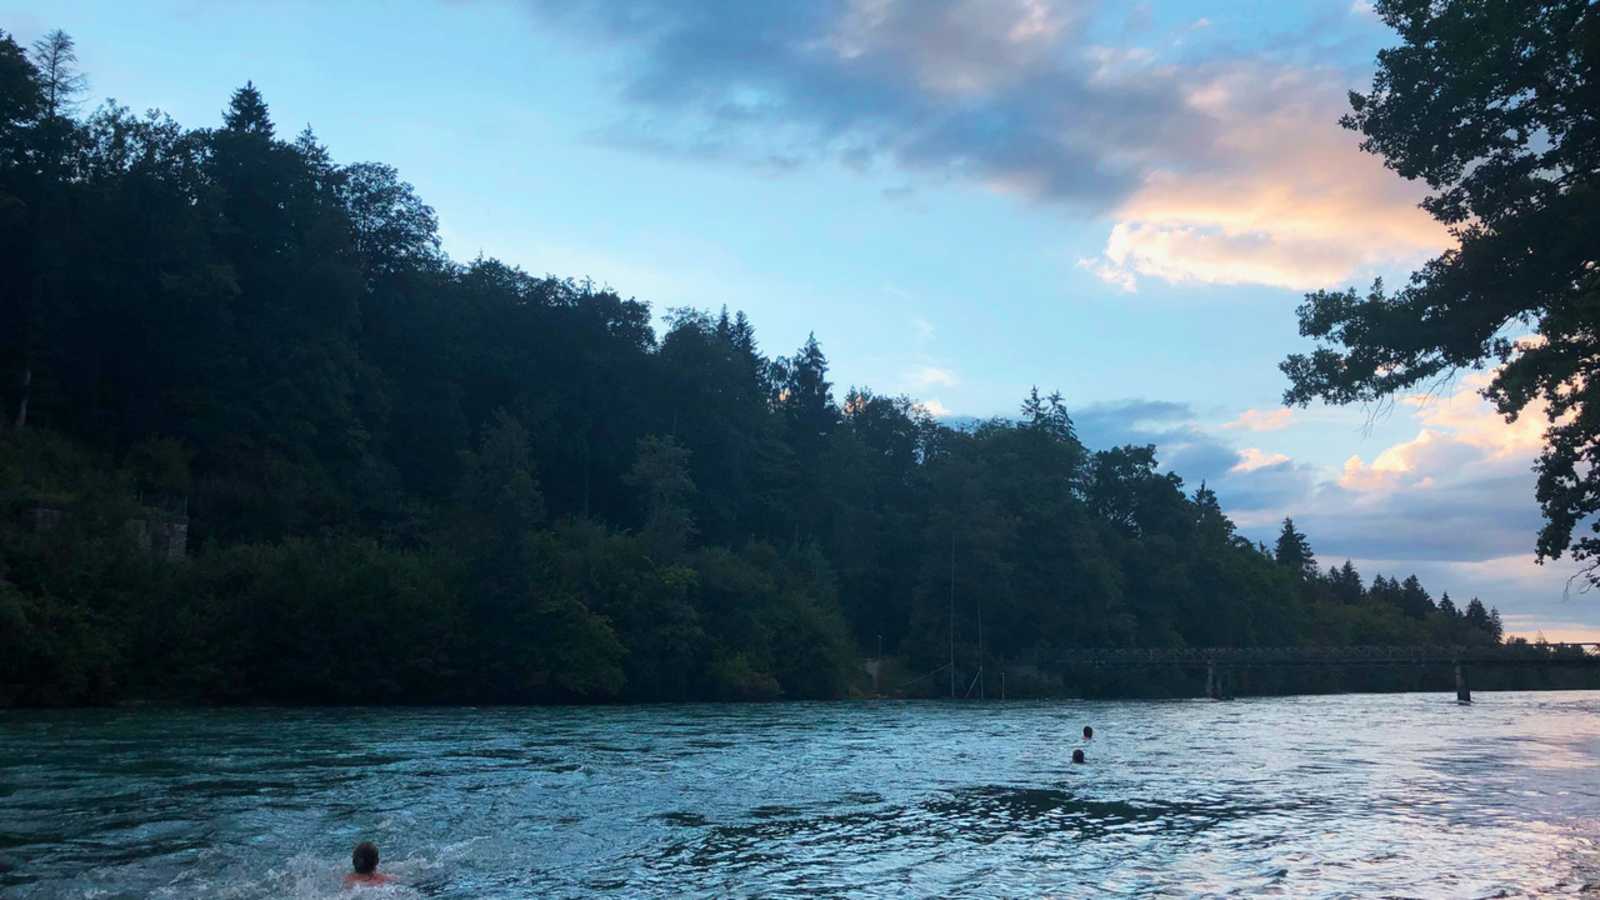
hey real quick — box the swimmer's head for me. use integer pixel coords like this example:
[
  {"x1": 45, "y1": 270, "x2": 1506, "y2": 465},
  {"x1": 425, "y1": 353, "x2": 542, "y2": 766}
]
[
  {"x1": 1082, "y1": 725, "x2": 1093, "y2": 739},
  {"x1": 1072, "y1": 748, "x2": 1086, "y2": 764},
  {"x1": 352, "y1": 841, "x2": 379, "y2": 875}
]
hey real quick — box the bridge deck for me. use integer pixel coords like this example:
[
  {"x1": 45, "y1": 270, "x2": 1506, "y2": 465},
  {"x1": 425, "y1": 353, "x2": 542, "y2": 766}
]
[{"x1": 1061, "y1": 643, "x2": 1600, "y2": 668}]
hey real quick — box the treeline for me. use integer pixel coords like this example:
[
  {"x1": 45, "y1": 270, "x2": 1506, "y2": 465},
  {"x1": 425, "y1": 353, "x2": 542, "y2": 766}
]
[{"x1": 0, "y1": 31, "x2": 1516, "y2": 705}]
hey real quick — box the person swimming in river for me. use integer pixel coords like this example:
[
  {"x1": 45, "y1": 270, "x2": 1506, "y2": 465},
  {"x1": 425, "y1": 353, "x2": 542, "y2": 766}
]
[
  {"x1": 344, "y1": 841, "x2": 394, "y2": 888},
  {"x1": 1072, "y1": 748, "x2": 1086, "y2": 764},
  {"x1": 1082, "y1": 725, "x2": 1093, "y2": 740}
]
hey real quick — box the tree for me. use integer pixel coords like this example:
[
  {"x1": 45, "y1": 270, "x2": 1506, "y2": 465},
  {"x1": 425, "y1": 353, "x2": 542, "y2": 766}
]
[
  {"x1": 454, "y1": 410, "x2": 545, "y2": 584},
  {"x1": 1464, "y1": 597, "x2": 1499, "y2": 643},
  {"x1": 1280, "y1": 1, "x2": 1600, "y2": 580},
  {"x1": 222, "y1": 81, "x2": 272, "y2": 136},
  {"x1": 1330, "y1": 559, "x2": 1364, "y2": 605},
  {"x1": 0, "y1": 31, "x2": 40, "y2": 146},
  {"x1": 339, "y1": 161, "x2": 442, "y2": 283},
  {"x1": 1274, "y1": 517, "x2": 1317, "y2": 580},
  {"x1": 1398, "y1": 574, "x2": 1435, "y2": 620},
  {"x1": 0, "y1": 31, "x2": 1535, "y2": 706},
  {"x1": 626, "y1": 434, "x2": 697, "y2": 561},
  {"x1": 29, "y1": 30, "x2": 85, "y2": 119},
  {"x1": 782, "y1": 333, "x2": 837, "y2": 457}
]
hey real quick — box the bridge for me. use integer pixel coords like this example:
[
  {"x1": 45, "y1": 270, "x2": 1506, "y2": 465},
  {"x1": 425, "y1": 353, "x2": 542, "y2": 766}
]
[{"x1": 1058, "y1": 643, "x2": 1600, "y2": 702}]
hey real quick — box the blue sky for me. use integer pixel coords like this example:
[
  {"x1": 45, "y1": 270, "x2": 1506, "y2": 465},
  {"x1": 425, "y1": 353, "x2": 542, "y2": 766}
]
[{"x1": 8, "y1": 0, "x2": 1595, "y2": 638}]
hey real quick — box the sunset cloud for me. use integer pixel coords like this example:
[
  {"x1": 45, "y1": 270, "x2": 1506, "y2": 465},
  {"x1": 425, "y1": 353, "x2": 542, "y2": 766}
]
[
  {"x1": 522, "y1": 0, "x2": 1444, "y2": 293},
  {"x1": 1232, "y1": 447, "x2": 1291, "y2": 473},
  {"x1": 1224, "y1": 408, "x2": 1293, "y2": 432},
  {"x1": 1081, "y1": 64, "x2": 1448, "y2": 291},
  {"x1": 1339, "y1": 368, "x2": 1553, "y2": 495}
]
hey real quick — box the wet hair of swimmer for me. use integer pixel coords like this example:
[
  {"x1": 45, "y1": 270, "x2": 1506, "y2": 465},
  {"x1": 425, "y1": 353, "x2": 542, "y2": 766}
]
[
  {"x1": 1082, "y1": 725, "x2": 1093, "y2": 739},
  {"x1": 352, "y1": 841, "x2": 380, "y2": 875},
  {"x1": 1072, "y1": 748, "x2": 1086, "y2": 764}
]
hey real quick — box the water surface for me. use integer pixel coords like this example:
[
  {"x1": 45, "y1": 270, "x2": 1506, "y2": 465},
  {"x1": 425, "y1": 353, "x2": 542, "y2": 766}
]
[{"x1": 3, "y1": 692, "x2": 1598, "y2": 897}]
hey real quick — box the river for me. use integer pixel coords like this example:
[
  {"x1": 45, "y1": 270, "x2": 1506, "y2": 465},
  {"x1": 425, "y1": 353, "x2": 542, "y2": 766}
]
[{"x1": 3, "y1": 692, "x2": 1598, "y2": 898}]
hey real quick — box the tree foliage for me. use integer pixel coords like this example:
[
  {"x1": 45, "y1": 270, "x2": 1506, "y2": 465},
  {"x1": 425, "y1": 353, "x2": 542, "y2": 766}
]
[
  {"x1": 1281, "y1": 0, "x2": 1600, "y2": 577},
  {"x1": 0, "y1": 30, "x2": 1514, "y2": 705}
]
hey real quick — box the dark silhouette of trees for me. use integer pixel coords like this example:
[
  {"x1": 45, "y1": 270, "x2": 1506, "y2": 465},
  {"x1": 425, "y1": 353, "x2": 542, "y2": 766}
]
[
  {"x1": 1274, "y1": 518, "x2": 1317, "y2": 580},
  {"x1": 0, "y1": 30, "x2": 1516, "y2": 705},
  {"x1": 1281, "y1": 0, "x2": 1600, "y2": 582}
]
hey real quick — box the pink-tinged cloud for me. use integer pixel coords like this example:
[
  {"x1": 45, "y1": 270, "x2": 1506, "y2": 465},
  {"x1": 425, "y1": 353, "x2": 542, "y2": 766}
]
[
  {"x1": 1231, "y1": 447, "x2": 1291, "y2": 473},
  {"x1": 1339, "y1": 367, "x2": 1555, "y2": 494},
  {"x1": 527, "y1": 1, "x2": 1450, "y2": 292},
  {"x1": 1082, "y1": 64, "x2": 1450, "y2": 291},
  {"x1": 1504, "y1": 624, "x2": 1600, "y2": 643},
  {"x1": 1223, "y1": 407, "x2": 1293, "y2": 432}
]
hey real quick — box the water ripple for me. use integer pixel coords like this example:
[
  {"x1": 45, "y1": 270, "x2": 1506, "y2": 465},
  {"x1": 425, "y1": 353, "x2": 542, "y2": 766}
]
[{"x1": 2, "y1": 693, "x2": 1598, "y2": 897}]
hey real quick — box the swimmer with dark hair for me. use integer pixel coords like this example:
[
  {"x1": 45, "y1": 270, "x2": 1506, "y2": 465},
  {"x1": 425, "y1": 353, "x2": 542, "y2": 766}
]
[
  {"x1": 344, "y1": 841, "x2": 394, "y2": 888},
  {"x1": 1082, "y1": 725, "x2": 1093, "y2": 739},
  {"x1": 1072, "y1": 748, "x2": 1086, "y2": 764}
]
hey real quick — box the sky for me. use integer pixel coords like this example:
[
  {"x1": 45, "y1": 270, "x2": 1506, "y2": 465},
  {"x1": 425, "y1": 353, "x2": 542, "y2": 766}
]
[{"x1": 7, "y1": 0, "x2": 1597, "y2": 640}]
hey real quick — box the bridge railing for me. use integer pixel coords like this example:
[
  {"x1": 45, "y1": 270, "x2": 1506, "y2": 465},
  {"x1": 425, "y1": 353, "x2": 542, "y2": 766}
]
[{"x1": 1060, "y1": 643, "x2": 1600, "y2": 667}]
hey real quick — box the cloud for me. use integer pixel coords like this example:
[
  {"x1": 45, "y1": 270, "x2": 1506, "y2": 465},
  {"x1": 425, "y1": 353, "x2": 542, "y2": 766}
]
[
  {"x1": 1265, "y1": 372, "x2": 1556, "y2": 565},
  {"x1": 1403, "y1": 370, "x2": 1547, "y2": 458},
  {"x1": 919, "y1": 397, "x2": 953, "y2": 417},
  {"x1": 1337, "y1": 370, "x2": 1549, "y2": 494},
  {"x1": 1082, "y1": 63, "x2": 1447, "y2": 291},
  {"x1": 910, "y1": 315, "x2": 935, "y2": 342},
  {"x1": 520, "y1": 0, "x2": 1442, "y2": 291},
  {"x1": 1223, "y1": 407, "x2": 1293, "y2": 432},
  {"x1": 1064, "y1": 390, "x2": 1593, "y2": 631},
  {"x1": 1076, "y1": 254, "x2": 1137, "y2": 292},
  {"x1": 1232, "y1": 447, "x2": 1291, "y2": 472},
  {"x1": 525, "y1": 0, "x2": 1155, "y2": 208},
  {"x1": 1071, "y1": 399, "x2": 1311, "y2": 508},
  {"x1": 905, "y1": 365, "x2": 958, "y2": 388}
]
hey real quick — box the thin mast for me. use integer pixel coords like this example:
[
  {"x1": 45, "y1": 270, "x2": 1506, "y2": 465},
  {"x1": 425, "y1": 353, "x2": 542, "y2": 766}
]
[{"x1": 949, "y1": 530, "x2": 956, "y2": 699}]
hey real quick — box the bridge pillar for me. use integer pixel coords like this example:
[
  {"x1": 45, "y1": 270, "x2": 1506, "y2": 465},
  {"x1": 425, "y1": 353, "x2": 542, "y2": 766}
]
[
  {"x1": 1455, "y1": 661, "x2": 1470, "y2": 703},
  {"x1": 1206, "y1": 662, "x2": 1230, "y2": 699}
]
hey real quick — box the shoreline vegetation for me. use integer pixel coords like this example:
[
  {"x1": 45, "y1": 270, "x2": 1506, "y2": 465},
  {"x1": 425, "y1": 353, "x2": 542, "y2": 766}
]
[{"x1": 1, "y1": 29, "x2": 1590, "y2": 708}]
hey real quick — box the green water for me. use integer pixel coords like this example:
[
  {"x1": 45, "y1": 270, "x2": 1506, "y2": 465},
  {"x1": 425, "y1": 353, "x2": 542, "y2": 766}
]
[{"x1": 3, "y1": 692, "x2": 1598, "y2": 897}]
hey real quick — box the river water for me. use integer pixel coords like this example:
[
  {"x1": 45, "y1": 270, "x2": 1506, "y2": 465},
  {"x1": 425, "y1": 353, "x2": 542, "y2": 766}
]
[{"x1": 2, "y1": 692, "x2": 1598, "y2": 898}]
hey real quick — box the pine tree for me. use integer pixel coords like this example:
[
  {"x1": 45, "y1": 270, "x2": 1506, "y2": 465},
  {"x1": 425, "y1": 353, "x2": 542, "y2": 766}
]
[
  {"x1": 782, "y1": 333, "x2": 836, "y2": 456},
  {"x1": 223, "y1": 81, "x2": 273, "y2": 136},
  {"x1": 1464, "y1": 598, "x2": 1494, "y2": 643},
  {"x1": 1193, "y1": 482, "x2": 1235, "y2": 544},
  {"x1": 1330, "y1": 559, "x2": 1363, "y2": 604},
  {"x1": 1399, "y1": 574, "x2": 1434, "y2": 619},
  {"x1": 1274, "y1": 517, "x2": 1317, "y2": 580}
]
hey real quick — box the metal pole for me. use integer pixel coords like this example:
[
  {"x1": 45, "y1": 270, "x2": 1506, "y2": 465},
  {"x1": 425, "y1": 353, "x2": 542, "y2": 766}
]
[
  {"x1": 949, "y1": 530, "x2": 956, "y2": 700},
  {"x1": 976, "y1": 585, "x2": 984, "y2": 700}
]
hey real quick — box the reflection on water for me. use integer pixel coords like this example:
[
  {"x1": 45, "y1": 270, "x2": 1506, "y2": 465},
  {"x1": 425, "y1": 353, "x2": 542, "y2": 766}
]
[{"x1": 2, "y1": 692, "x2": 1599, "y2": 898}]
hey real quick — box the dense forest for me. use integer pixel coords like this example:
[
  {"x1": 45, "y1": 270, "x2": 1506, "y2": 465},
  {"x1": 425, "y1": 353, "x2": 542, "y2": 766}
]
[{"x1": 0, "y1": 30, "x2": 1555, "y2": 707}]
